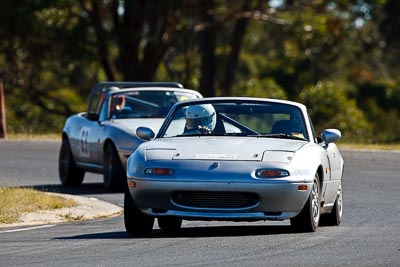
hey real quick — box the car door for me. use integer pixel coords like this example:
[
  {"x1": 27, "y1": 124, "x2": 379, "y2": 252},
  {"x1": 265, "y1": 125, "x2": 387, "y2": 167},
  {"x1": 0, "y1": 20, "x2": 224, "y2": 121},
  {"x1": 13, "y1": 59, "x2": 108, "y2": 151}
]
[
  {"x1": 76, "y1": 89, "x2": 106, "y2": 169},
  {"x1": 323, "y1": 142, "x2": 343, "y2": 203},
  {"x1": 88, "y1": 96, "x2": 111, "y2": 167},
  {"x1": 325, "y1": 143, "x2": 342, "y2": 181}
]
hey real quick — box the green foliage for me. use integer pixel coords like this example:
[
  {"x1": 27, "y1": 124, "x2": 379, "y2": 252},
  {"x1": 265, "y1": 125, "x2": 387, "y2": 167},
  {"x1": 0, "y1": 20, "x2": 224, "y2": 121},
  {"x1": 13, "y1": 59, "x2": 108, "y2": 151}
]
[
  {"x1": 0, "y1": 0, "x2": 399, "y2": 143},
  {"x1": 298, "y1": 81, "x2": 372, "y2": 142},
  {"x1": 235, "y1": 78, "x2": 287, "y2": 99},
  {"x1": 157, "y1": 47, "x2": 202, "y2": 90},
  {"x1": 353, "y1": 79, "x2": 400, "y2": 142},
  {"x1": 7, "y1": 91, "x2": 64, "y2": 134}
]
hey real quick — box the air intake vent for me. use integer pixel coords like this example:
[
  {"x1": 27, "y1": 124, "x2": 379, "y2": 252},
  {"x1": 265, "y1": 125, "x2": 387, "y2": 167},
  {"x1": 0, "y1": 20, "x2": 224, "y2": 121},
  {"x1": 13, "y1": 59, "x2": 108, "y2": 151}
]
[{"x1": 173, "y1": 191, "x2": 259, "y2": 209}]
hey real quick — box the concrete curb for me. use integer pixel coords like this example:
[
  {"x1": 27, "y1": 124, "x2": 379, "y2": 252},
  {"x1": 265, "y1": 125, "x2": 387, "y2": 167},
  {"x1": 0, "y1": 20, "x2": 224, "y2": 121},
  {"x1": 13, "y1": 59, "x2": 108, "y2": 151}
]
[{"x1": 0, "y1": 192, "x2": 123, "y2": 228}]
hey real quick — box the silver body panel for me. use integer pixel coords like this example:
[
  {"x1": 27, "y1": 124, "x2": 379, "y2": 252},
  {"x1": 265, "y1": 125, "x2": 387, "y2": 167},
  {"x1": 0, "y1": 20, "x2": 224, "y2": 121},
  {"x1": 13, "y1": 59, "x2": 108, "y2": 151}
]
[
  {"x1": 126, "y1": 97, "x2": 344, "y2": 222},
  {"x1": 64, "y1": 116, "x2": 165, "y2": 171},
  {"x1": 62, "y1": 85, "x2": 202, "y2": 174}
]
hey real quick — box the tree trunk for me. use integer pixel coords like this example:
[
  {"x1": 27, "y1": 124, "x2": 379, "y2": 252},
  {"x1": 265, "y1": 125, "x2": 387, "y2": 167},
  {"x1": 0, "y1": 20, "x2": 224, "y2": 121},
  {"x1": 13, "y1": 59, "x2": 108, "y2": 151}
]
[
  {"x1": 222, "y1": 4, "x2": 249, "y2": 96},
  {"x1": 199, "y1": 0, "x2": 216, "y2": 97},
  {"x1": 140, "y1": 0, "x2": 177, "y2": 81},
  {"x1": 83, "y1": 0, "x2": 117, "y2": 81},
  {"x1": 117, "y1": 0, "x2": 143, "y2": 81}
]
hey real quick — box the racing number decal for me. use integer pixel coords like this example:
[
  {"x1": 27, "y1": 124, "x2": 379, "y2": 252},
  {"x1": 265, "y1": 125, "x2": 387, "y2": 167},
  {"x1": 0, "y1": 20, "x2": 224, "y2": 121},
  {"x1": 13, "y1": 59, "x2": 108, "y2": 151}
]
[{"x1": 79, "y1": 127, "x2": 90, "y2": 158}]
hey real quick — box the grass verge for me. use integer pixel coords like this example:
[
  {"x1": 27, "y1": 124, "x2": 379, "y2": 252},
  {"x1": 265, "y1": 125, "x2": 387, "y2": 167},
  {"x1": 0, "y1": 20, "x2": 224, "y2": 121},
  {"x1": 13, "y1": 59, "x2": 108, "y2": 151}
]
[
  {"x1": 338, "y1": 143, "x2": 400, "y2": 151},
  {"x1": 0, "y1": 187, "x2": 76, "y2": 224},
  {"x1": 5, "y1": 133, "x2": 61, "y2": 141}
]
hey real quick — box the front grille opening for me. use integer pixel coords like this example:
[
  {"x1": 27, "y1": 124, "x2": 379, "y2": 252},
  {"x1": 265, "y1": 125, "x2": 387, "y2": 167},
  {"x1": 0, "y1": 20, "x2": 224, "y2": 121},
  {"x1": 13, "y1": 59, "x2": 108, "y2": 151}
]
[{"x1": 172, "y1": 191, "x2": 259, "y2": 209}]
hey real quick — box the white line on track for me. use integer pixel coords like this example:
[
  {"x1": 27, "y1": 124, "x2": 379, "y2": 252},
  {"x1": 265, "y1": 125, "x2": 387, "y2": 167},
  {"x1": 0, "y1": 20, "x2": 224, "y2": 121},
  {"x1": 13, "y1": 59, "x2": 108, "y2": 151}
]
[{"x1": 0, "y1": 224, "x2": 56, "y2": 234}]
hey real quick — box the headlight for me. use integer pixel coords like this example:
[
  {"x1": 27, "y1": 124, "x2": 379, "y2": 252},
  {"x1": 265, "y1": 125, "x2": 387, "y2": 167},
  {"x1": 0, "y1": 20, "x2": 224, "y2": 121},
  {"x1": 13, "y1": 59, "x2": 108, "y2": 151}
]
[
  {"x1": 255, "y1": 168, "x2": 290, "y2": 178},
  {"x1": 144, "y1": 168, "x2": 175, "y2": 175}
]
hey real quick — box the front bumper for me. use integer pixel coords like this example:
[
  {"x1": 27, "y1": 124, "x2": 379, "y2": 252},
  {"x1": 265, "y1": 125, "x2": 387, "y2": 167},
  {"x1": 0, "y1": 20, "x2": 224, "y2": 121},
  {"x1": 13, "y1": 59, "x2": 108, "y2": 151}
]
[{"x1": 127, "y1": 178, "x2": 312, "y2": 221}]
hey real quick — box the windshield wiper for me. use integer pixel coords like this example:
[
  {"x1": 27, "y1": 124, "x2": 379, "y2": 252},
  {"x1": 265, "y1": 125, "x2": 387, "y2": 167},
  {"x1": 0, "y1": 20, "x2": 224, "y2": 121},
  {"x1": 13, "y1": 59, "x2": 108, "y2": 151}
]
[
  {"x1": 175, "y1": 132, "x2": 237, "y2": 137},
  {"x1": 249, "y1": 133, "x2": 307, "y2": 141}
]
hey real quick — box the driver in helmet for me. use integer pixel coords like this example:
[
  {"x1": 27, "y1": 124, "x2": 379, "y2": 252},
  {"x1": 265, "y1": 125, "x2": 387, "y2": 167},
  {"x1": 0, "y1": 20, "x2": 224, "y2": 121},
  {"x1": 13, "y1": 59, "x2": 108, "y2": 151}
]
[{"x1": 184, "y1": 104, "x2": 216, "y2": 135}]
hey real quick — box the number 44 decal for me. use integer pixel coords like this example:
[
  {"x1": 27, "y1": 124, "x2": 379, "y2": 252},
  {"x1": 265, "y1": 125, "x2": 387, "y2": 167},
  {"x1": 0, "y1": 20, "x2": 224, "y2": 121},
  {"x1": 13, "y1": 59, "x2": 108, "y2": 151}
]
[{"x1": 79, "y1": 127, "x2": 90, "y2": 158}]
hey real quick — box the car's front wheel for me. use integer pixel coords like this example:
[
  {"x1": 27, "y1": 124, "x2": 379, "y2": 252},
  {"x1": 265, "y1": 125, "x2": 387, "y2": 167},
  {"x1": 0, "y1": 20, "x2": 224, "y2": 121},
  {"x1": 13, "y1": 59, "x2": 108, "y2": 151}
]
[
  {"x1": 290, "y1": 173, "x2": 321, "y2": 232},
  {"x1": 58, "y1": 137, "x2": 85, "y2": 186},
  {"x1": 103, "y1": 142, "x2": 125, "y2": 191},
  {"x1": 124, "y1": 187, "x2": 154, "y2": 237}
]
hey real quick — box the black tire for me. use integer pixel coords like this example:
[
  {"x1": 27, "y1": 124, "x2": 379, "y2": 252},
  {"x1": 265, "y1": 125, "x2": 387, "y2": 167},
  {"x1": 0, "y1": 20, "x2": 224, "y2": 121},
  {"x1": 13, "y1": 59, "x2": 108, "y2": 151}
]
[
  {"x1": 58, "y1": 137, "x2": 85, "y2": 186},
  {"x1": 103, "y1": 142, "x2": 126, "y2": 191},
  {"x1": 321, "y1": 181, "x2": 343, "y2": 226},
  {"x1": 158, "y1": 217, "x2": 182, "y2": 233},
  {"x1": 124, "y1": 187, "x2": 154, "y2": 237},
  {"x1": 290, "y1": 174, "x2": 321, "y2": 232}
]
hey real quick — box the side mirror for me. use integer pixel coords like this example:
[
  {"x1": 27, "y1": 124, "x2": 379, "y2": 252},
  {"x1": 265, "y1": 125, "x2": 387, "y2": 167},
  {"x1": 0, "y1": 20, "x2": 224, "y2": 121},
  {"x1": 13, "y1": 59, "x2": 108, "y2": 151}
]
[
  {"x1": 136, "y1": 127, "x2": 155, "y2": 141},
  {"x1": 321, "y1": 129, "x2": 341, "y2": 144}
]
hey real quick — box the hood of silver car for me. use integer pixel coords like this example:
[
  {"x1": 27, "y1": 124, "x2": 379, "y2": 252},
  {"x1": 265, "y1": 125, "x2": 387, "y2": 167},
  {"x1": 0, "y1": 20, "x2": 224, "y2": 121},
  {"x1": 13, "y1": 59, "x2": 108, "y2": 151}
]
[
  {"x1": 110, "y1": 118, "x2": 165, "y2": 135},
  {"x1": 145, "y1": 137, "x2": 306, "y2": 161}
]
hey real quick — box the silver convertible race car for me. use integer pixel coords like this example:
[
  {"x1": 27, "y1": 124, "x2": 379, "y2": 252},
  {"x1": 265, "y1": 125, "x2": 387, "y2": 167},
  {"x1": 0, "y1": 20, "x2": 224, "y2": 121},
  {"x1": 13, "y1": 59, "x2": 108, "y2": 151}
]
[
  {"x1": 124, "y1": 97, "x2": 344, "y2": 235},
  {"x1": 58, "y1": 82, "x2": 202, "y2": 190}
]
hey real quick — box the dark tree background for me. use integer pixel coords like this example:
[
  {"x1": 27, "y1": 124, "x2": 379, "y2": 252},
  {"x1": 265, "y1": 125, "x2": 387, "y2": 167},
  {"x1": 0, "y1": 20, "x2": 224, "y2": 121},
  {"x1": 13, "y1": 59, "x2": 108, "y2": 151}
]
[{"x1": 0, "y1": 0, "x2": 399, "y2": 142}]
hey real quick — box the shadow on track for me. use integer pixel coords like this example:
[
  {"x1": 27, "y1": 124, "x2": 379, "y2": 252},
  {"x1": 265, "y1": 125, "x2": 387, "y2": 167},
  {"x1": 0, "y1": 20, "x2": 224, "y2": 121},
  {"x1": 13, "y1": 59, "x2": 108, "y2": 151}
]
[{"x1": 55, "y1": 224, "x2": 296, "y2": 240}]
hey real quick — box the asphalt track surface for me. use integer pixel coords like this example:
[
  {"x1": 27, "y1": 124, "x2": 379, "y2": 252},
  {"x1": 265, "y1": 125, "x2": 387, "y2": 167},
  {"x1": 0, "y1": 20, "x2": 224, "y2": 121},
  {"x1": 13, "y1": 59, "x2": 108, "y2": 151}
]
[{"x1": 0, "y1": 140, "x2": 399, "y2": 266}]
